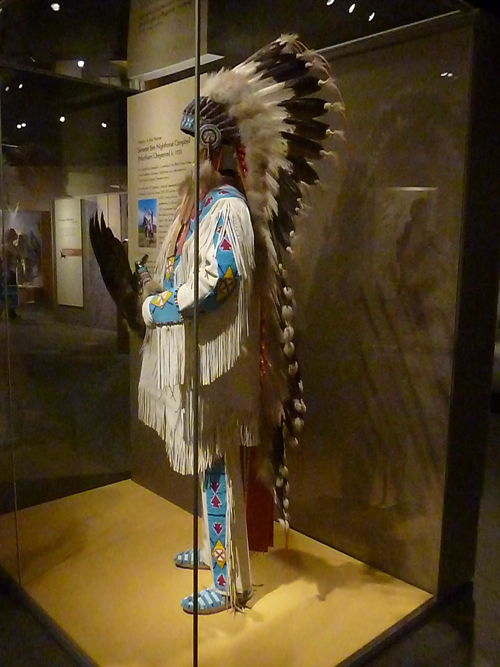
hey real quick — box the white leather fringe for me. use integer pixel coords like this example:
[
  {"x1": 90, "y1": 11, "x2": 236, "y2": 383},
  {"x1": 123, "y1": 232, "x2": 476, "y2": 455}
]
[{"x1": 138, "y1": 194, "x2": 259, "y2": 475}]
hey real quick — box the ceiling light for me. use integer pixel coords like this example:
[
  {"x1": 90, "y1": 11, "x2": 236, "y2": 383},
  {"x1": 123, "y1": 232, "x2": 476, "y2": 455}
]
[
  {"x1": 101, "y1": 122, "x2": 108, "y2": 128},
  {"x1": 18, "y1": 83, "x2": 23, "y2": 89},
  {"x1": 368, "y1": 12, "x2": 375, "y2": 21},
  {"x1": 59, "y1": 116, "x2": 66, "y2": 122},
  {"x1": 440, "y1": 72, "x2": 449, "y2": 77},
  {"x1": 51, "y1": 3, "x2": 61, "y2": 11},
  {"x1": 21, "y1": 123, "x2": 26, "y2": 128},
  {"x1": 77, "y1": 60, "x2": 85, "y2": 68},
  {"x1": 326, "y1": 0, "x2": 335, "y2": 5},
  {"x1": 16, "y1": 124, "x2": 22, "y2": 129},
  {"x1": 5, "y1": 86, "x2": 9, "y2": 92},
  {"x1": 447, "y1": 72, "x2": 454, "y2": 78},
  {"x1": 349, "y1": 3, "x2": 355, "y2": 13}
]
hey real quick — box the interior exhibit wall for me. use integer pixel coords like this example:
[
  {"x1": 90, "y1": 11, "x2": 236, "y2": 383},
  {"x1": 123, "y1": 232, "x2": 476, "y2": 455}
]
[
  {"x1": 52, "y1": 193, "x2": 128, "y2": 332},
  {"x1": 0, "y1": 190, "x2": 131, "y2": 523},
  {"x1": 128, "y1": 0, "x2": 218, "y2": 80},
  {"x1": 54, "y1": 197, "x2": 84, "y2": 308},
  {"x1": 82, "y1": 192, "x2": 127, "y2": 332},
  {"x1": 285, "y1": 18, "x2": 496, "y2": 595},
  {"x1": 0, "y1": 166, "x2": 127, "y2": 218},
  {"x1": 127, "y1": 78, "x2": 198, "y2": 514}
]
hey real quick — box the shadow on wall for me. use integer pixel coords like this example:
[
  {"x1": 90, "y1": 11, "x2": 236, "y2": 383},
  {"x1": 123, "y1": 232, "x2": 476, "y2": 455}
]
[{"x1": 287, "y1": 79, "x2": 467, "y2": 590}]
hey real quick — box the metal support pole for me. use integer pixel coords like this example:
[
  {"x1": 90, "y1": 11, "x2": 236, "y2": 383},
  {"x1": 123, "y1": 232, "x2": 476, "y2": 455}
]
[
  {"x1": 0, "y1": 83, "x2": 21, "y2": 585},
  {"x1": 192, "y1": 0, "x2": 202, "y2": 664}
]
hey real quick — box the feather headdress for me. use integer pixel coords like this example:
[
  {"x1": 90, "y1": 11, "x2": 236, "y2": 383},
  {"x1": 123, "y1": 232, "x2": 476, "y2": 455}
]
[{"x1": 180, "y1": 34, "x2": 346, "y2": 525}]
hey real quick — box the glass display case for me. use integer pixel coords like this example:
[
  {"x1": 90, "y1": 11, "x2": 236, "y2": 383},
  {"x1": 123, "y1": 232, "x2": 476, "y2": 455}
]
[{"x1": 0, "y1": 2, "x2": 499, "y2": 666}]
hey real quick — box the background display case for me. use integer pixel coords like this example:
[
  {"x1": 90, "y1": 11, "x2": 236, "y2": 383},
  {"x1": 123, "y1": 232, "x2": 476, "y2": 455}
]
[{"x1": 1, "y1": 2, "x2": 500, "y2": 666}]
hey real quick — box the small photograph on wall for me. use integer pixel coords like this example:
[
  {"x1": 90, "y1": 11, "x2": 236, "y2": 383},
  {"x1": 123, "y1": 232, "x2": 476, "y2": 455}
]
[{"x1": 138, "y1": 198, "x2": 157, "y2": 248}]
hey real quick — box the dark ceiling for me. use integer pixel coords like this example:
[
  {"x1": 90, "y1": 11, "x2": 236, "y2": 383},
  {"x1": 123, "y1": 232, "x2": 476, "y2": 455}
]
[
  {"x1": 0, "y1": 0, "x2": 132, "y2": 166},
  {"x1": 0, "y1": 0, "x2": 129, "y2": 72},
  {"x1": 0, "y1": 0, "x2": 497, "y2": 167}
]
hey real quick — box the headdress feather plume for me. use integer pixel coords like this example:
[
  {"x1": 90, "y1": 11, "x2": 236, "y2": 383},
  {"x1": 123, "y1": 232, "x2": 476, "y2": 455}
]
[
  {"x1": 182, "y1": 34, "x2": 346, "y2": 525},
  {"x1": 89, "y1": 35, "x2": 346, "y2": 528}
]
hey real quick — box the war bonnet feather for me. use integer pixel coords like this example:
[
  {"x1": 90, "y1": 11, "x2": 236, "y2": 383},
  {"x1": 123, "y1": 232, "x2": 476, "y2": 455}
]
[{"x1": 180, "y1": 33, "x2": 346, "y2": 528}]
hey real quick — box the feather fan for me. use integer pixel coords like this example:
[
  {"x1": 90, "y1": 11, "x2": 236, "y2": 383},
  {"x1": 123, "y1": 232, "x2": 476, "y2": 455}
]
[{"x1": 89, "y1": 213, "x2": 145, "y2": 338}]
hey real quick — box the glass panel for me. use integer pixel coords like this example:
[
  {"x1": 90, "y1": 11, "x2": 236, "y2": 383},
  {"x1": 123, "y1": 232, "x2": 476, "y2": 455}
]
[
  {"x1": 0, "y1": 0, "x2": 130, "y2": 84},
  {"x1": 0, "y1": 0, "x2": 134, "y2": 593},
  {"x1": 0, "y1": 183, "x2": 20, "y2": 582},
  {"x1": 212, "y1": 0, "x2": 472, "y2": 64},
  {"x1": 0, "y1": 0, "x2": 472, "y2": 79},
  {"x1": 0, "y1": 2, "x2": 482, "y2": 665},
  {"x1": 0, "y1": 56, "x2": 133, "y2": 589},
  {"x1": 288, "y1": 24, "x2": 473, "y2": 593}
]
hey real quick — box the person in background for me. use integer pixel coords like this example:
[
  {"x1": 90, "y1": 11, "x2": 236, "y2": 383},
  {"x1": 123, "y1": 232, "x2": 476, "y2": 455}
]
[{"x1": 1, "y1": 227, "x2": 21, "y2": 319}]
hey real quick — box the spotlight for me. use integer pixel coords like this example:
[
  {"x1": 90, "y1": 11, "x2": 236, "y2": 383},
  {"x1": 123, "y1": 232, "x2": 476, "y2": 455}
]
[
  {"x1": 349, "y1": 3, "x2": 355, "y2": 13},
  {"x1": 368, "y1": 12, "x2": 375, "y2": 21},
  {"x1": 326, "y1": 0, "x2": 335, "y2": 5},
  {"x1": 77, "y1": 60, "x2": 85, "y2": 68},
  {"x1": 101, "y1": 122, "x2": 108, "y2": 128},
  {"x1": 59, "y1": 116, "x2": 66, "y2": 122},
  {"x1": 51, "y1": 3, "x2": 61, "y2": 11},
  {"x1": 18, "y1": 83, "x2": 23, "y2": 89}
]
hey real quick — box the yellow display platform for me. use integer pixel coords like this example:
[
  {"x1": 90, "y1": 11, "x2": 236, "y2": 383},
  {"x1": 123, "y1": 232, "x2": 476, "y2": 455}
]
[{"x1": 0, "y1": 481, "x2": 431, "y2": 666}]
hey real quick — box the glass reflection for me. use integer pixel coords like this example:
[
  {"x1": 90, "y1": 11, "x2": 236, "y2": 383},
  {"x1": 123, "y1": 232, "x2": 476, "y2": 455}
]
[
  {"x1": 288, "y1": 25, "x2": 472, "y2": 594},
  {"x1": 0, "y1": 60, "x2": 132, "y2": 594},
  {"x1": 0, "y1": 3, "x2": 488, "y2": 666},
  {"x1": 0, "y1": 195, "x2": 20, "y2": 581}
]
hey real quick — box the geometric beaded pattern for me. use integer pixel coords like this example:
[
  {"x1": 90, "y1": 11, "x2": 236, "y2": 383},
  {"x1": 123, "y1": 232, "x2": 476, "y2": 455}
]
[{"x1": 204, "y1": 460, "x2": 228, "y2": 592}]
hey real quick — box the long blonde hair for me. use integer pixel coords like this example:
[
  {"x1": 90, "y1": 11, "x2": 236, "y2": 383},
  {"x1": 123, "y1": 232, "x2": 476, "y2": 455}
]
[{"x1": 176, "y1": 158, "x2": 223, "y2": 227}]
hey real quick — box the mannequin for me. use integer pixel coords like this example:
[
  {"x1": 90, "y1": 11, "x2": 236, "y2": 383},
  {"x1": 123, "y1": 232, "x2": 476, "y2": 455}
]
[{"x1": 138, "y1": 156, "x2": 258, "y2": 613}]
